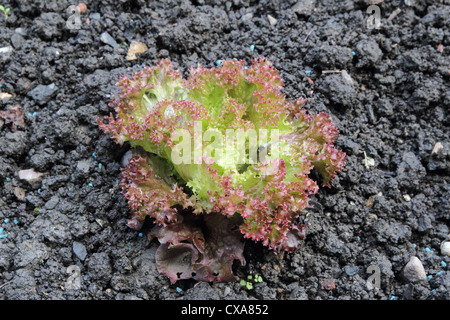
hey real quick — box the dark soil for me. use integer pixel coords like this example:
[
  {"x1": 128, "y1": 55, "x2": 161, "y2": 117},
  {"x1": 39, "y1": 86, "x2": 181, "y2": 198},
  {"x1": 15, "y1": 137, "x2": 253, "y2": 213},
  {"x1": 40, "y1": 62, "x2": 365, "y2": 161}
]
[{"x1": 0, "y1": 0, "x2": 448, "y2": 300}]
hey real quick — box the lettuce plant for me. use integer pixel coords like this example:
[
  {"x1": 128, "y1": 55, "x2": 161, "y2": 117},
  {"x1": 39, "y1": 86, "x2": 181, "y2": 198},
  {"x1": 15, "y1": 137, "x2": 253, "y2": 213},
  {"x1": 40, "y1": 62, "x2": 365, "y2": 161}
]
[{"x1": 98, "y1": 58, "x2": 345, "y2": 283}]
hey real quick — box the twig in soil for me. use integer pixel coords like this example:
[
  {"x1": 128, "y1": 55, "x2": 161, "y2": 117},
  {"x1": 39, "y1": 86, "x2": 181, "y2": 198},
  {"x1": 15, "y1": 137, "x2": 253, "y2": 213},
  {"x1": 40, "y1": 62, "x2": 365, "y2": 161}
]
[
  {"x1": 387, "y1": 8, "x2": 402, "y2": 22},
  {"x1": 321, "y1": 69, "x2": 341, "y2": 74},
  {"x1": 0, "y1": 281, "x2": 12, "y2": 289},
  {"x1": 304, "y1": 29, "x2": 313, "y2": 42}
]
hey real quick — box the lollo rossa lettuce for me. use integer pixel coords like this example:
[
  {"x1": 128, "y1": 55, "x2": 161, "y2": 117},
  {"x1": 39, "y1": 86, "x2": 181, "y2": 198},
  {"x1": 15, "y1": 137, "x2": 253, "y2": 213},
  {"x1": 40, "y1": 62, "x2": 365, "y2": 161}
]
[{"x1": 98, "y1": 58, "x2": 346, "y2": 283}]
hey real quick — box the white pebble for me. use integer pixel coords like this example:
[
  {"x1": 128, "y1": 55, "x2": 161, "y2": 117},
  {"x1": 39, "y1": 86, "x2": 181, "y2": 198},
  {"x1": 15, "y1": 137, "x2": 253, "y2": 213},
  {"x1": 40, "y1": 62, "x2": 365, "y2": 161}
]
[
  {"x1": 402, "y1": 256, "x2": 427, "y2": 282},
  {"x1": 267, "y1": 14, "x2": 278, "y2": 26},
  {"x1": 431, "y1": 142, "x2": 443, "y2": 155},
  {"x1": 0, "y1": 46, "x2": 13, "y2": 54},
  {"x1": 18, "y1": 169, "x2": 44, "y2": 182},
  {"x1": 441, "y1": 241, "x2": 450, "y2": 257}
]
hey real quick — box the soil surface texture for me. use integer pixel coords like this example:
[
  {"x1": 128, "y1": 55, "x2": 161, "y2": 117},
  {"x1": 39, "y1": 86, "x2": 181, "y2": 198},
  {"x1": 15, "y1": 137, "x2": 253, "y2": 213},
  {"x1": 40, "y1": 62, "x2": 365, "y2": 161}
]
[{"x1": 0, "y1": 0, "x2": 448, "y2": 300}]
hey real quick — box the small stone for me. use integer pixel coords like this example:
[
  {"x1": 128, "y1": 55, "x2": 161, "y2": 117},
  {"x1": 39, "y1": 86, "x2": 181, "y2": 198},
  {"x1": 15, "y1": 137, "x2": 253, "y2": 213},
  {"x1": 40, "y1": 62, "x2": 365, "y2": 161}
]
[
  {"x1": 341, "y1": 70, "x2": 354, "y2": 86},
  {"x1": 73, "y1": 241, "x2": 87, "y2": 261},
  {"x1": 100, "y1": 32, "x2": 118, "y2": 48},
  {"x1": 0, "y1": 46, "x2": 13, "y2": 63},
  {"x1": 0, "y1": 46, "x2": 13, "y2": 54},
  {"x1": 241, "y1": 12, "x2": 253, "y2": 21},
  {"x1": 441, "y1": 241, "x2": 450, "y2": 257},
  {"x1": 14, "y1": 28, "x2": 27, "y2": 37},
  {"x1": 402, "y1": 256, "x2": 427, "y2": 283},
  {"x1": 126, "y1": 41, "x2": 148, "y2": 61},
  {"x1": 267, "y1": 14, "x2": 277, "y2": 26},
  {"x1": 18, "y1": 169, "x2": 44, "y2": 187},
  {"x1": 13, "y1": 187, "x2": 25, "y2": 201},
  {"x1": 0, "y1": 92, "x2": 12, "y2": 102},
  {"x1": 431, "y1": 142, "x2": 443, "y2": 155},
  {"x1": 11, "y1": 33, "x2": 25, "y2": 49},
  {"x1": 27, "y1": 83, "x2": 58, "y2": 105},
  {"x1": 44, "y1": 195, "x2": 60, "y2": 210},
  {"x1": 78, "y1": 3, "x2": 87, "y2": 14},
  {"x1": 76, "y1": 160, "x2": 91, "y2": 173},
  {"x1": 292, "y1": 0, "x2": 316, "y2": 17}
]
